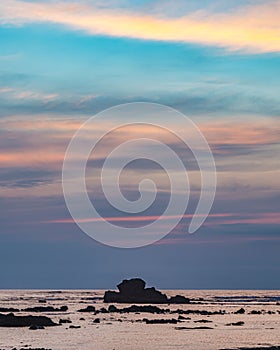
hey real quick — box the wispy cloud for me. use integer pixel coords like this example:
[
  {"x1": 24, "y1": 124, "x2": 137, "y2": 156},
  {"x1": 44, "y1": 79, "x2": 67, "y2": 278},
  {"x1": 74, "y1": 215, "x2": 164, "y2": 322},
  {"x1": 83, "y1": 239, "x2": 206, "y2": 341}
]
[
  {"x1": 0, "y1": 86, "x2": 58, "y2": 103},
  {"x1": 44, "y1": 212, "x2": 234, "y2": 224},
  {"x1": 0, "y1": 0, "x2": 280, "y2": 53},
  {"x1": 0, "y1": 115, "x2": 279, "y2": 203}
]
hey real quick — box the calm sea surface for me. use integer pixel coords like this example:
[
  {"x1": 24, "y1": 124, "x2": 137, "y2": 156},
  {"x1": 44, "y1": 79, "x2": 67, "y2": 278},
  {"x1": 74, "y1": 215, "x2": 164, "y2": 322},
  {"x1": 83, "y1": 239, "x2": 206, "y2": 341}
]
[{"x1": 0, "y1": 290, "x2": 279, "y2": 350}]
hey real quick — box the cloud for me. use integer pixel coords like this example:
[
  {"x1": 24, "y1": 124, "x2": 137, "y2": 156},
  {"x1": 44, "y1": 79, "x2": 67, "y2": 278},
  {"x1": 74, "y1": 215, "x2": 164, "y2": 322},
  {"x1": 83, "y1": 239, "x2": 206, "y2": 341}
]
[
  {"x1": 0, "y1": 114, "x2": 279, "y2": 203},
  {"x1": 205, "y1": 212, "x2": 280, "y2": 226},
  {"x1": 0, "y1": 0, "x2": 280, "y2": 53},
  {"x1": 0, "y1": 86, "x2": 58, "y2": 103},
  {"x1": 1, "y1": 83, "x2": 279, "y2": 118},
  {"x1": 0, "y1": 168, "x2": 59, "y2": 188},
  {"x1": 42, "y1": 212, "x2": 280, "y2": 229}
]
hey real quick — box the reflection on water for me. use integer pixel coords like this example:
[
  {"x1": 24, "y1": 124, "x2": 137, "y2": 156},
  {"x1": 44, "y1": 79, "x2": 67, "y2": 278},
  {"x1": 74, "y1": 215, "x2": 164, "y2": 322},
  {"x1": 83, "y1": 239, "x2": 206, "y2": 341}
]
[{"x1": 0, "y1": 290, "x2": 279, "y2": 350}]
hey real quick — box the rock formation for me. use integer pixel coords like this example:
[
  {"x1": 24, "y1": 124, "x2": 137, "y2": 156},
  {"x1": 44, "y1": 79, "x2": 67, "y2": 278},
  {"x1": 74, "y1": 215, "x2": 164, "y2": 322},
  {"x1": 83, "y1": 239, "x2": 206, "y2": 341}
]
[
  {"x1": 104, "y1": 278, "x2": 190, "y2": 304},
  {"x1": 0, "y1": 313, "x2": 58, "y2": 327}
]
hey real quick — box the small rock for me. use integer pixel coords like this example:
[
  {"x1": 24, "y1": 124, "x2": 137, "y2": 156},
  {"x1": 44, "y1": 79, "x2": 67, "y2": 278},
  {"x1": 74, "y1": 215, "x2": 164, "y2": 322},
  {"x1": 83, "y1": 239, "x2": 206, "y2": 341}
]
[
  {"x1": 235, "y1": 308, "x2": 245, "y2": 314},
  {"x1": 78, "y1": 306, "x2": 95, "y2": 313},
  {"x1": 59, "y1": 319, "x2": 72, "y2": 324},
  {"x1": 226, "y1": 321, "x2": 244, "y2": 326},
  {"x1": 29, "y1": 325, "x2": 45, "y2": 330}
]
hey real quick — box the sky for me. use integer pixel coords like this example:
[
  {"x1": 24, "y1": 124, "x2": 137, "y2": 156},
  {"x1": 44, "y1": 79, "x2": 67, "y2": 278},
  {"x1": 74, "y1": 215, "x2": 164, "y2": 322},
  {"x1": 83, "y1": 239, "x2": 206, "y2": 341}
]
[{"x1": 0, "y1": 0, "x2": 279, "y2": 289}]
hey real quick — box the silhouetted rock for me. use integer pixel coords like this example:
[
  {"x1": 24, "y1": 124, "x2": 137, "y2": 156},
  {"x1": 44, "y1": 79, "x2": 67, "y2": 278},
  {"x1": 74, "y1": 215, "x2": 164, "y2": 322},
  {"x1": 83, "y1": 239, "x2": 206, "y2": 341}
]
[
  {"x1": 0, "y1": 348, "x2": 53, "y2": 350},
  {"x1": 107, "y1": 304, "x2": 167, "y2": 314},
  {"x1": 69, "y1": 325, "x2": 81, "y2": 329},
  {"x1": 77, "y1": 306, "x2": 95, "y2": 313},
  {"x1": 104, "y1": 278, "x2": 168, "y2": 304},
  {"x1": 175, "y1": 326, "x2": 213, "y2": 330},
  {"x1": 235, "y1": 308, "x2": 245, "y2": 314},
  {"x1": 93, "y1": 318, "x2": 100, "y2": 323},
  {"x1": 0, "y1": 313, "x2": 58, "y2": 327},
  {"x1": 176, "y1": 309, "x2": 225, "y2": 315},
  {"x1": 250, "y1": 310, "x2": 262, "y2": 314},
  {"x1": 169, "y1": 295, "x2": 190, "y2": 304},
  {"x1": 22, "y1": 306, "x2": 68, "y2": 313},
  {"x1": 0, "y1": 308, "x2": 19, "y2": 313},
  {"x1": 29, "y1": 325, "x2": 45, "y2": 330},
  {"x1": 119, "y1": 278, "x2": 145, "y2": 294},
  {"x1": 226, "y1": 321, "x2": 244, "y2": 326},
  {"x1": 108, "y1": 305, "x2": 118, "y2": 313},
  {"x1": 104, "y1": 278, "x2": 190, "y2": 304},
  {"x1": 178, "y1": 315, "x2": 191, "y2": 320},
  {"x1": 59, "y1": 319, "x2": 72, "y2": 324},
  {"x1": 99, "y1": 307, "x2": 109, "y2": 313},
  {"x1": 143, "y1": 318, "x2": 178, "y2": 324}
]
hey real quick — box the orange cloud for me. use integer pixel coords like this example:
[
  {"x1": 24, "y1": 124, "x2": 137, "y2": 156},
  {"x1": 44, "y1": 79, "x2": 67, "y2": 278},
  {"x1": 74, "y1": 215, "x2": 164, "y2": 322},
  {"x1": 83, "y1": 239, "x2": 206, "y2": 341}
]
[
  {"x1": 0, "y1": 0, "x2": 280, "y2": 53},
  {"x1": 45, "y1": 212, "x2": 234, "y2": 224},
  {"x1": 205, "y1": 212, "x2": 280, "y2": 226},
  {"x1": 200, "y1": 119, "x2": 280, "y2": 146},
  {"x1": 1, "y1": 116, "x2": 279, "y2": 169}
]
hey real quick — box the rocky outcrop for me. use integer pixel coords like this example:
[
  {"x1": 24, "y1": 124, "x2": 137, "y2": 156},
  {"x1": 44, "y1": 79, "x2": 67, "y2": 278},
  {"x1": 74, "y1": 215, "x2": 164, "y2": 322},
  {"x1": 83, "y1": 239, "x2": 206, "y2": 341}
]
[
  {"x1": 22, "y1": 306, "x2": 68, "y2": 313},
  {"x1": 0, "y1": 307, "x2": 20, "y2": 312},
  {"x1": 107, "y1": 304, "x2": 168, "y2": 314},
  {"x1": 104, "y1": 278, "x2": 190, "y2": 304},
  {"x1": 104, "y1": 279, "x2": 168, "y2": 304},
  {"x1": 0, "y1": 313, "x2": 58, "y2": 327},
  {"x1": 169, "y1": 295, "x2": 190, "y2": 304},
  {"x1": 226, "y1": 321, "x2": 245, "y2": 326},
  {"x1": 143, "y1": 318, "x2": 178, "y2": 324},
  {"x1": 235, "y1": 308, "x2": 245, "y2": 314},
  {"x1": 77, "y1": 306, "x2": 95, "y2": 312}
]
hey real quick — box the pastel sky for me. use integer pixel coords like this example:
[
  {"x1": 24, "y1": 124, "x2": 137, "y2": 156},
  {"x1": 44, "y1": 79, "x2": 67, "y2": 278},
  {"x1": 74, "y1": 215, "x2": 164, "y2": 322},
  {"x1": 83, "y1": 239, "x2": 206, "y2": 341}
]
[{"x1": 0, "y1": 0, "x2": 279, "y2": 288}]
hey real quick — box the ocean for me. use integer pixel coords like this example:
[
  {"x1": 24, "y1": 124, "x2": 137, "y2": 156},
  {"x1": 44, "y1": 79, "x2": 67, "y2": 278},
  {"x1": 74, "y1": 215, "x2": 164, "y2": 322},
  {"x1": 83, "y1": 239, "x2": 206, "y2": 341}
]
[{"x1": 0, "y1": 290, "x2": 279, "y2": 350}]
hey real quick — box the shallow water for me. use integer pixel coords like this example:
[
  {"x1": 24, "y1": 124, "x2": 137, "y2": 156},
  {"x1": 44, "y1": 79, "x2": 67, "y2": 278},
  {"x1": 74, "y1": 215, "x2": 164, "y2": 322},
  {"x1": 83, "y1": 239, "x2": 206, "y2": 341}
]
[{"x1": 0, "y1": 290, "x2": 279, "y2": 350}]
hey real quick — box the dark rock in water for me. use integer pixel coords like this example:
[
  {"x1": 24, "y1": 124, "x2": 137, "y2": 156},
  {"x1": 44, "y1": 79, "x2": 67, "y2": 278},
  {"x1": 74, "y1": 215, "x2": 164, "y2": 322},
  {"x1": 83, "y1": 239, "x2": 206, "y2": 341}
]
[
  {"x1": 0, "y1": 307, "x2": 20, "y2": 313},
  {"x1": 108, "y1": 305, "x2": 118, "y2": 313},
  {"x1": 22, "y1": 306, "x2": 68, "y2": 313},
  {"x1": 59, "y1": 319, "x2": 72, "y2": 324},
  {"x1": 0, "y1": 348, "x2": 53, "y2": 350},
  {"x1": 38, "y1": 299, "x2": 47, "y2": 304},
  {"x1": 169, "y1": 295, "x2": 190, "y2": 304},
  {"x1": 119, "y1": 278, "x2": 145, "y2": 294},
  {"x1": 194, "y1": 319, "x2": 213, "y2": 323},
  {"x1": 175, "y1": 326, "x2": 213, "y2": 330},
  {"x1": 108, "y1": 304, "x2": 167, "y2": 314},
  {"x1": 104, "y1": 278, "x2": 168, "y2": 304},
  {"x1": 176, "y1": 308, "x2": 225, "y2": 315},
  {"x1": 0, "y1": 313, "x2": 58, "y2": 327},
  {"x1": 104, "y1": 278, "x2": 190, "y2": 304},
  {"x1": 143, "y1": 318, "x2": 178, "y2": 324},
  {"x1": 235, "y1": 308, "x2": 246, "y2": 314},
  {"x1": 226, "y1": 321, "x2": 244, "y2": 326},
  {"x1": 99, "y1": 307, "x2": 108, "y2": 313},
  {"x1": 93, "y1": 318, "x2": 100, "y2": 323},
  {"x1": 29, "y1": 325, "x2": 45, "y2": 330},
  {"x1": 69, "y1": 325, "x2": 81, "y2": 329},
  {"x1": 178, "y1": 315, "x2": 191, "y2": 320},
  {"x1": 77, "y1": 305, "x2": 95, "y2": 313},
  {"x1": 250, "y1": 310, "x2": 262, "y2": 314}
]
